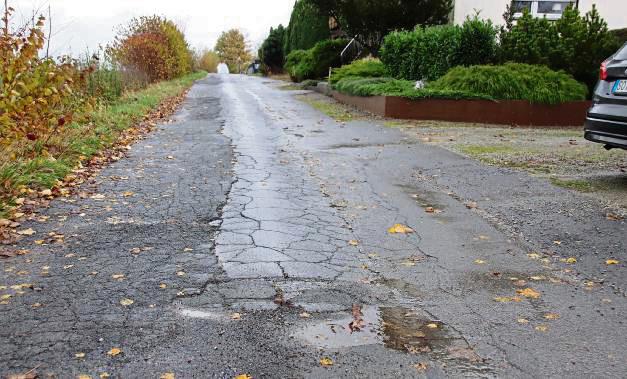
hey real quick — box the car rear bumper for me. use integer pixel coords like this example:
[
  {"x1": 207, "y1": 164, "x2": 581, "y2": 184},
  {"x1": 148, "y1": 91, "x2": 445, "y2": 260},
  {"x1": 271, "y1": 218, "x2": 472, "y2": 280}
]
[{"x1": 584, "y1": 116, "x2": 627, "y2": 149}]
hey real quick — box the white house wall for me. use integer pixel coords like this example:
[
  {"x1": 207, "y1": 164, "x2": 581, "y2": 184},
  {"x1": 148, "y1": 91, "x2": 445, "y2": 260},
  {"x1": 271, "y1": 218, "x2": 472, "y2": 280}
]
[{"x1": 453, "y1": 0, "x2": 627, "y2": 29}]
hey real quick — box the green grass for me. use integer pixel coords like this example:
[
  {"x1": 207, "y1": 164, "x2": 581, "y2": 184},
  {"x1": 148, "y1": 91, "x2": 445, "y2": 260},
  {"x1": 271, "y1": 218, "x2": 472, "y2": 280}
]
[
  {"x1": 550, "y1": 178, "x2": 595, "y2": 192},
  {"x1": 297, "y1": 96, "x2": 355, "y2": 122},
  {"x1": 0, "y1": 71, "x2": 206, "y2": 217}
]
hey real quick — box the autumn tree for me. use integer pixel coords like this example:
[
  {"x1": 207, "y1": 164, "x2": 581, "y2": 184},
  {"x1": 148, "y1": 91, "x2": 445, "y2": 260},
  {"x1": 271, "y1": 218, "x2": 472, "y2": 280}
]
[
  {"x1": 196, "y1": 49, "x2": 220, "y2": 73},
  {"x1": 108, "y1": 15, "x2": 193, "y2": 82},
  {"x1": 310, "y1": 0, "x2": 453, "y2": 53},
  {"x1": 214, "y1": 29, "x2": 252, "y2": 73}
]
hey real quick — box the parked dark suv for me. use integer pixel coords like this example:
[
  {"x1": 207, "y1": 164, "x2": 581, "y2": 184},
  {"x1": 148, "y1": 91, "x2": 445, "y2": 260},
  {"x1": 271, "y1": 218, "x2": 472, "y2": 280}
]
[{"x1": 584, "y1": 43, "x2": 627, "y2": 150}]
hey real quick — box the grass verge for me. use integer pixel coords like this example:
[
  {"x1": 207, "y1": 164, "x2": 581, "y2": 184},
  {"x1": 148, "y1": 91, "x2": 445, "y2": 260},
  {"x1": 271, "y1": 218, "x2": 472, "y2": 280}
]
[{"x1": 0, "y1": 71, "x2": 207, "y2": 217}]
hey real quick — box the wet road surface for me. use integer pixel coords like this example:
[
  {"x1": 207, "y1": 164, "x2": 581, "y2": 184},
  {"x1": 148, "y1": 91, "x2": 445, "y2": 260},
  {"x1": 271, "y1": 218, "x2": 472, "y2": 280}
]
[{"x1": 1, "y1": 74, "x2": 625, "y2": 378}]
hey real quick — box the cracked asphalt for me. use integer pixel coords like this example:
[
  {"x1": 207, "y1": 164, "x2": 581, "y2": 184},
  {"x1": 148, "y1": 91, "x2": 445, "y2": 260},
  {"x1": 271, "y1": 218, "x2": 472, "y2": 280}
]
[{"x1": 1, "y1": 74, "x2": 625, "y2": 378}]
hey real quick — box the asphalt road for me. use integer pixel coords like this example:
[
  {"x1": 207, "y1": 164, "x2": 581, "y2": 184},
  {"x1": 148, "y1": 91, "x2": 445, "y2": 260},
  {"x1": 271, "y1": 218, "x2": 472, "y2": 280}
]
[{"x1": 1, "y1": 74, "x2": 625, "y2": 378}]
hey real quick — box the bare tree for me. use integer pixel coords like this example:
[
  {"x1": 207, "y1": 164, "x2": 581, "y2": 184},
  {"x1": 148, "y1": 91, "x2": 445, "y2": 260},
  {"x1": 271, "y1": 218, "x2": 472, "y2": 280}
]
[{"x1": 45, "y1": 5, "x2": 51, "y2": 57}]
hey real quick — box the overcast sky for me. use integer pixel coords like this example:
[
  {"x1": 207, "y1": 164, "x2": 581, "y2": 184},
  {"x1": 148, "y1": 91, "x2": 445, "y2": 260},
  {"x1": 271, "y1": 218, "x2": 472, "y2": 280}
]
[{"x1": 11, "y1": 0, "x2": 295, "y2": 56}]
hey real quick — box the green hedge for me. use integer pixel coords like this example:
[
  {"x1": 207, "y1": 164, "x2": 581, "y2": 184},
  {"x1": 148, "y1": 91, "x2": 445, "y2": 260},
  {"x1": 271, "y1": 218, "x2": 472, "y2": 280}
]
[
  {"x1": 500, "y1": 6, "x2": 620, "y2": 92},
  {"x1": 283, "y1": 0, "x2": 330, "y2": 55},
  {"x1": 380, "y1": 16, "x2": 497, "y2": 81},
  {"x1": 285, "y1": 39, "x2": 348, "y2": 82},
  {"x1": 333, "y1": 63, "x2": 587, "y2": 104},
  {"x1": 429, "y1": 63, "x2": 588, "y2": 104},
  {"x1": 329, "y1": 58, "x2": 387, "y2": 84},
  {"x1": 333, "y1": 77, "x2": 492, "y2": 101}
]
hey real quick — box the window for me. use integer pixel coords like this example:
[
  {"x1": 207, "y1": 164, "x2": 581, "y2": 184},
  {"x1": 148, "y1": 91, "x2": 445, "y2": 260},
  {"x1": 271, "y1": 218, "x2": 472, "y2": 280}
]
[{"x1": 512, "y1": 0, "x2": 576, "y2": 20}]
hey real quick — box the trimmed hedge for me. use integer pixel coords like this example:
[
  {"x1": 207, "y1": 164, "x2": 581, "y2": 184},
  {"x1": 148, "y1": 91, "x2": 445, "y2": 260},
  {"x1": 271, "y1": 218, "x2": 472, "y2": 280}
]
[
  {"x1": 380, "y1": 17, "x2": 497, "y2": 81},
  {"x1": 429, "y1": 63, "x2": 588, "y2": 104},
  {"x1": 285, "y1": 39, "x2": 348, "y2": 82},
  {"x1": 333, "y1": 63, "x2": 588, "y2": 104},
  {"x1": 329, "y1": 58, "x2": 387, "y2": 84}
]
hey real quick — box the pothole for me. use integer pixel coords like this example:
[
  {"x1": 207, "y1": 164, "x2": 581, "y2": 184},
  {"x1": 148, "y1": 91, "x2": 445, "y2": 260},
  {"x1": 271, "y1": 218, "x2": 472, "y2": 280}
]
[{"x1": 296, "y1": 305, "x2": 492, "y2": 373}]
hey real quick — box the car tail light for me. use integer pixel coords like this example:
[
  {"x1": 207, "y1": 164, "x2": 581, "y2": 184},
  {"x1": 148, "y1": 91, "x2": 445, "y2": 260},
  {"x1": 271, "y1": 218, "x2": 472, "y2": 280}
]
[{"x1": 600, "y1": 61, "x2": 608, "y2": 81}]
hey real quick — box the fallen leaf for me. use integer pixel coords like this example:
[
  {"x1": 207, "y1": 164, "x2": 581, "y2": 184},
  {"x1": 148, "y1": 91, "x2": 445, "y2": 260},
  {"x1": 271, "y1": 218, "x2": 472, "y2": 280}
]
[
  {"x1": 535, "y1": 325, "x2": 548, "y2": 332},
  {"x1": 75, "y1": 352, "x2": 86, "y2": 358},
  {"x1": 544, "y1": 313, "x2": 560, "y2": 320},
  {"x1": 553, "y1": 240, "x2": 562, "y2": 245},
  {"x1": 425, "y1": 207, "x2": 435, "y2": 213},
  {"x1": 120, "y1": 298, "x2": 134, "y2": 306},
  {"x1": 517, "y1": 318, "x2": 529, "y2": 324},
  {"x1": 348, "y1": 240, "x2": 359, "y2": 246},
  {"x1": 300, "y1": 312, "x2": 311, "y2": 318},
  {"x1": 159, "y1": 283, "x2": 167, "y2": 289},
  {"x1": 413, "y1": 362, "x2": 428, "y2": 372},
  {"x1": 234, "y1": 375, "x2": 252, "y2": 379},
  {"x1": 122, "y1": 191, "x2": 135, "y2": 197},
  {"x1": 426, "y1": 323, "x2": 439, "y2": 329},
  {"x1": 63, "y1": 265, "x2": 74, "y2": 270},
  {"x1": 606, "y1": 259, "x2": 619, "y2": 265},
  {"x1": 100, "y1": 374, "x2": 110, "y2": 379},
  {"x1": 474, "y1": 259, "x2": 486, "y2": 265},
  {"x1": 107, "y1": 348, "x2": 122, "y2": 356},
  {"x1": 606, "y1": 213, "x2": 624, "y2": 221},
  {"x1": 517, "y1": 288, "x2": 541, "y2": 299},
  {"x1": 466, "y1": 201, "x2": 478, "y2": 209},
  {"x1": 160, "y1": 374, "x2": 175, "y2": 379},
  {"x1": 387, "y1": 224, "x2": 414, "y2": 234},
  {"x1": 17, "y1": 228, "x2": 36, "y2": 236},
  {"x1": 77, "y1": 375, "x2": 91, "y2": 379},
  {"x1": 494, "y1": 296, "x2": 522, "y2": 303},
  {"x1": 91, "y1": 194, "x2": 106, "y2": 200},
  {"x1": 176, "y1": 271, "x2": 186, "y2": 277},
  {"x1": 231, "y1": 313, "x2": 241, "y2": 320},
  {"x1": 112, "y1": 274, "x2": 125, "y2": 280},
  {"x1": 561, "y1": 257, "x2": 577, "y2": 264},
  {"x1": 166, "y1": 156, "x2": 175, "y2": 160},
  {"x1": 447, "y1": 346, "x2": 482, "y2": 362},
  {"x1": 319, "y1": 357, "x2": 333, "y2": 367},
  {"x1": 40, "y1": 189, "x2": 52, "y2": 196}
]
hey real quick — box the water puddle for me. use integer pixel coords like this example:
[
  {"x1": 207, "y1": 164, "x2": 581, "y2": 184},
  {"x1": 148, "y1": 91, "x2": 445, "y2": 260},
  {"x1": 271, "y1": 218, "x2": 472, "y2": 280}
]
[{"x1": 297, "y1": 305, "x2": 491, "y2": 373}]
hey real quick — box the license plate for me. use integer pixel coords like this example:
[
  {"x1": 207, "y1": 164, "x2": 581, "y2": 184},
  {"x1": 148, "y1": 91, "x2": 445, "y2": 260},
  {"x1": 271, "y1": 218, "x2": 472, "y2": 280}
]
[{"x1": 613, "y1": 80, "x2": 627, "y2": 94}]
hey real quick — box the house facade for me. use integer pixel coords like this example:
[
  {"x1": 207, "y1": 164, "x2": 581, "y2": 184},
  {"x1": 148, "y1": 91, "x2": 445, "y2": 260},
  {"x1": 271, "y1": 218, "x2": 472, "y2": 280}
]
[{"x1": 452, "y1": 0, "x2": 627, "y2": 30}]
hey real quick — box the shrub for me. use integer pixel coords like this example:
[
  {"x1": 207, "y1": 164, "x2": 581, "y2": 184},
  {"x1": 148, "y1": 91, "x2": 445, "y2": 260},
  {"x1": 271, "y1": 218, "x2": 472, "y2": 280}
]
[
  {"x1": 457, "y1": 16, "x2": 497, "y2": 66},
  {"x1": 500, "y1": 6, "x2": 620, "y2": 92},
  {"x1": 380, "y1": 17, "x2": 495, "y2": 82},
  {"x1": 0, "y1": 14, "x2": 92, "y2": 148},
  {"x1": 429, "y1": 63, "x2": 588, "y2": 104},
  {"x1": 285, "y1": 39, "x2": 348, "y2": 82},
  {"x1": 196, "y1": 49, "x2": 220, "y2": 73},
  {"x1": 333, "y1": 77, "x2": 492, "y2": 100},
  {"x1": 330, "y1": 58, "x2": 387, "y2": 84},
  {"x1": 108, "y1": 16, "x2": 193, "y2": 82}
]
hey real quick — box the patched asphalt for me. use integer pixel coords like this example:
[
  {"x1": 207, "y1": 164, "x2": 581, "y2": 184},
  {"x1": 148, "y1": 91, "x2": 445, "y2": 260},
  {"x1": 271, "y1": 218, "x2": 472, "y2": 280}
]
[{"x1": 1, "y1": 74, "x2": 625, "y2": 378}]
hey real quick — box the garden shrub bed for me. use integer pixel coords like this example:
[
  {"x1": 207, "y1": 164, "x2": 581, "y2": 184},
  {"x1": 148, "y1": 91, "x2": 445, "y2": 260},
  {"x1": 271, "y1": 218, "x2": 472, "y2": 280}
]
[{"x1": 331, "y1": 91, "x2": 591, "y2": 127}]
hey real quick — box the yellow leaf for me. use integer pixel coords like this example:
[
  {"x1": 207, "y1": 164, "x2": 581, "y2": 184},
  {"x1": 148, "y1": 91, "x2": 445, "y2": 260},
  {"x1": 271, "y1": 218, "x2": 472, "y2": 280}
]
[
  {"x1": 159, "y1": 283, "x2": 167, "y2": 289},
  {"x1": 75, "y1": 352, "x2": 85, "y2": 358},
  {"x1": 535, "y1": 325, "x2": 548, "y2": 332},
  {"x1": 561, "y1": 257, "x2": 577, "y2": 264},
  {"x1": 234, "y1": 375, "x2": 252, "y2": 379},
  {"x1": 426, "y1": 323, "x2": 439, "y2": 329},
  {"x1": 517, "y1": 318, "x2": 529, "y2": 324},
  {"x1": 494, "y1": 296, "x2": 522, "y2": 303},
  {"x1": 413, "y1": 362, "x2": 428, "y2": 372},
  {"x1": 606, "y1": 259, "x2": 619, "y2": 265},
  {"x1": 474, "y1": 259, "x2": 486, "y2": 265},
  {"x1": 527, "y1": 253, "x2": 541, "y2": 260},
  {"x1": 231, "y1": 313, "x2": 241, "y2": 320},
  {"x1": 319, "y1": 357, "x2": 334, "y2": 366},
  {"x1": 517, "y1": 288, "x2": 541, "y2": 299},
  {"x1": 112, "y1": 274, "x2": 125, "y2": 280},
  {"x1": 387, "y1": 224, "x2": 414, "y2": 234},
  {"x1": 160, "y1": 374, "x2": 175, "y2": 379},
  {"x1": 17, "y1": 228, "x2": 36, "y2": 236},
  {"x1": 99, "y1": 374, "x2": 110, "y2": 379},
  {"x1": 107, "y1": 348, "x2": 122, "y2": 356},
  {"x1": 78, "y1": 375, "x2": 92, "y2": 379},
  {"x1": 120, "y1": 298, "x2": 134, "y2": 306},
  {"x1": 122, "y1": 191, "x2": 134, "y2": 197},
  {"x1": 348, "y1": 240, "x2": 359, "y2": 246},
  {"x1": 544, "y1": 313, "x2": 560, "y2": 320},
  {"x1": 176, "y1": 271, "x2": 186, "y2": 277},
  {"x1": 1, "y1": 294, "x2": 12, "y2": 300}
]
